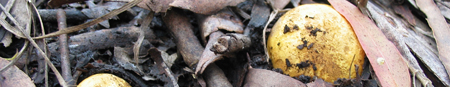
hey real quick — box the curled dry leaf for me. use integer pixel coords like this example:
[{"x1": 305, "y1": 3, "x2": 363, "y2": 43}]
[
  {"x1": 195, "y1": 8, "x2": 244, "y2": 74},
  {"x1": 329, "y1": 0, "x2": 411, "y2": 87},
  {"x1": 195, "y1": 32, "x2": 224, "y2": 74},
  {"x1": 199, "y1": 8, "x2": 244, "y2": 44},
  {"x1": 170, "y1": 0, "x2": 245, "y2": 15},
  {"x1": 243, "y1": 68, "x2": 306, "y2": 87}
]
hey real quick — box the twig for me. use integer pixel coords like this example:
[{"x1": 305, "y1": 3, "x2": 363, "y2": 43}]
[
  {"x1": 57, "y1": 9, "x2": 74, "y2": 85},
  {"x1": 262, "y1": 11, "x2": 278, "y2": 63},
  {"x1": 32, "y1": 0, "x2": 142, "y2": 39},
  {"x1": 38, "y1": 9, "x2": 89, "y2": 21},
  {"x1": 0, "y1": 2, "x2": 68, "y2": 87},
  {"x1": 163, "y1": 10, "x2": 232, "y2": 87},
  {"x1": 211, "y1": 33, "x2": 251, "y2": 54},
  {"x1": 148, "y1": 48, "x2": 179, "y2": 87},
  {"x1": 133, "y1": 11, "x2": 154, "y2": 74}
]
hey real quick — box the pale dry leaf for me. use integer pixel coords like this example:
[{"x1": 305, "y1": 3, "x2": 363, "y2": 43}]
[
  {"x1": 267, "y1": 0, "x2": 290, "y2": 10},
  {"x1": 137, "y1": 0, "x2": 174, "y2": 13},
  {"x1": 243, "y1": 69, "x2": 306, "y2": 87},
  {"x1": 0, "y1": 31, "x2": 11, "y2": 47},
  {"x1": 169, "y1": 0, "x2": 245, "y2": 15},
  {"x1": 0, "y1": 58, "x2": 36, "y2": 87},
  {"x1": 416, "y1": 0, "x2": 450, "y2": 82}
]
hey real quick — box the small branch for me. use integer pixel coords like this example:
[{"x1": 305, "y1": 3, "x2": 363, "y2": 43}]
[
  {"x1": 133, "y1": 11, "x2": 154, "y2": 74},
  {"x1": 38, "y1": 9, "x2": 89, "y2": 21},
  {"x1": 32, "y1": 0, "x2": 143, "y2": 39},
  {"x1": 148, "y1": 48, "x2": 179, "y2": 87},
  {"x1": 211, "y1": 33, "x2": 251, "y2": 54},
  {"x1": 57, "y1": 9, "x2": 74, "y2": 85}
]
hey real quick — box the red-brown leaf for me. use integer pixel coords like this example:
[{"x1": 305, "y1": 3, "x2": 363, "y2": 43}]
[{"x1": 328, "y1": 0, "x2": 411, "y2": 87}]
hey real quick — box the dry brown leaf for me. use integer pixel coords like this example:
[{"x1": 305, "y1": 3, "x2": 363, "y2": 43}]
[
  {"x1": 243, "y1": 68, "x2": 306, "y2": 87},
  {"x1": 0, "y1": 58, "x2": 35, "y2": 87},
  {"x1": 137, "y1": 0, "x2": 174, "y2": 13},
  {"x1": 169, "y1": 0, "x2": 245, "y2": 15}
]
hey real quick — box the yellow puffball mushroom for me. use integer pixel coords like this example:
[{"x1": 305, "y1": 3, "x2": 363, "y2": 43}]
[
  {"x1": 267, "y1": 4, "x2": 365, "y2": 83},
  {"x1": 77, "y1": 73, "x2": 131, "y2": 87}
]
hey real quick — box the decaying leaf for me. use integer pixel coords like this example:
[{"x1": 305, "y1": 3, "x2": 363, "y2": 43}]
[
  {"x1": 243, "y1": 68, "x2": 306, "y2": 87},
  {"x1": 170, "y1": 0, "x2": 245, "y2": 15},
  {"x1": 0, "y1": 58, "x2": 35, "y2": 87},
  {"x1": 329, "y1": 0, "x2": 411, "y2": 87}
]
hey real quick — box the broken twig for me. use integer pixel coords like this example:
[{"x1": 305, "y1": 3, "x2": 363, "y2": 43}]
[
  {"x1": 57, "y1": 9, "x2": 74, "y2": 85},
  {"x1": 163, "y1": 10, "x2": 232, "y2": 87}
]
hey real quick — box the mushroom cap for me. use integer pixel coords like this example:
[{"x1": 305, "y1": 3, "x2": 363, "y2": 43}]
[
  {"x1": 77, "y1": 73, "x2": 131, "y2": 87},
  {"x1": 267, "y1": 4, "x2": 365, "y2": 83}
]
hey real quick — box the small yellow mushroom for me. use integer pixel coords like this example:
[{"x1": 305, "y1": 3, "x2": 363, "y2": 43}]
[
  {"x1": 77, "y1": 73, "x2": 131, "y2": 87},
  {"x1": 267, "y1": 4, "x2": 365, "y2": 83}
]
